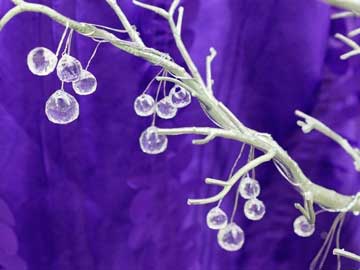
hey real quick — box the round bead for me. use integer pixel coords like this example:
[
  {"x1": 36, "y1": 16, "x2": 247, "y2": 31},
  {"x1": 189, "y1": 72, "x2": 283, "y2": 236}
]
[
  {"x1": 293, "y1": 215, "x2": 315, "y2": 237},
  {"x1": 139, "y1": 126, "x2": 168, "y2": 155},
  {"x1": 244, "y1": 198, "x2": 266, "y2": 221},
  {"x1": 206, "y1": 207, "x2": 228, "y2": 230},
  {"x1": 217, "y1": 223, "x2": 245, "y2": 252},
  {"x1": 134, "y1": 94, "x2": 155, "y2": 117},
  {"x1": 156, "y1": 97, "x2": 177, "y2": 119},
  {"x1": 56, "y1": 54, "x2": 82, "y2": 82},
  {"x1": 45, "y1": 90, "x2": 79, "y2": 124},
  {"x1": 72, "y1": 70, "x2": 97, "y2": 95},
  {"x1": 169, "y1": 86, "x2": 191, "y2": 108},
  {"x1": 27, "y1": 47, "x2": 57, "y2": 76},
  {"x1": 239, "y1": 176, "x2": 261, "y2": 199}
]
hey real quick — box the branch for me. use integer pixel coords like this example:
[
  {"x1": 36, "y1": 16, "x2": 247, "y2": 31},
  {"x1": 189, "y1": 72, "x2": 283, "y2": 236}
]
[
  {"x1": 333, "y1": 248, "x2": 360, "y2": 262},
  {"x1": 324, "y1": 0, "x2": 360, "y2": 14},
  {"x1": 206, "y1": 47, "x2": 217, "y2": 93},
  {"x1": 333, "y1": 33, "x2": 360, "y2": 60},
  {"x1": 106, "y1": 0, "x2": 144, "y2": 45},
  {"x1": 296, "y1": 110, "x2": 360, "y2": 171},
  {"x1": 295, "y1": 192, "x2": 315, "y2": 224},
  {"x1": 176, "y1": 6, "x2": 184, "y2": 35},
  {"x1": 331, "y1": 11, "x2": 356, "y2": 19}
]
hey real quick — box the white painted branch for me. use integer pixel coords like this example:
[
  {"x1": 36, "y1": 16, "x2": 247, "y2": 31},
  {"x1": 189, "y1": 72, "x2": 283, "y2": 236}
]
[
  {"x1": 324, "y1": 0, "x2": 360, "y2": 14},
  {"x1": 106, "y1": 0, "x2": 144, "y2": 45},
  {"x1": 331, "y1": 11, "x2": 356, "y2": 19},
  {"x1": 176, "y1": 6, "x2": 184, "y2": 35},
  {"x1": 333, "y1": 248, "x2": 360, "y2": 262},
  {"x1": 206, "y1": 47, "x2": 217, "y2": 93},
  {"x1": 296, "y1": 110, "x2": 360, "y2": 171}
]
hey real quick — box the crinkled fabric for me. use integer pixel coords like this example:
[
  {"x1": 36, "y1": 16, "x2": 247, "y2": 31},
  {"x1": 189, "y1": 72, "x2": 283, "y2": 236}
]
[{"x1": 0, "y1": 1, "x2": 359, "y2": 270}]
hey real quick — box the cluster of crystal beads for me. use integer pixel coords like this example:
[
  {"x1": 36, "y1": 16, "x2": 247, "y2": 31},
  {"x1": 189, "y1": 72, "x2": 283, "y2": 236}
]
[
  {"x1": 293, "y1": 215, "x2": 315, "y2": 237},
  {"x1": 239, "y1": 176, "x2": 266, "y2": 221},
  {"x1": 27, "y1": 47, "x2": 58, "y2": 76},
  {"x1": 217, "y1": 223, "x2": 245, "y2": 251},
  {"x1": 206, "y1": 207, "x2": 228, "y2": 230},
  {"x1": 139, "y1": 126, "x2": 168, "y2": 154}
]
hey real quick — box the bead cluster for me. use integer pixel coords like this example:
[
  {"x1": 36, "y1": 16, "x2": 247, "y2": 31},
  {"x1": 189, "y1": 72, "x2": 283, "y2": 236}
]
[
  {"x1": 26, "y1": 28, "x2": 99, "y2": 125},
  {"x1": 135, "y1": 71, "x2": 192, "y2": 155}
]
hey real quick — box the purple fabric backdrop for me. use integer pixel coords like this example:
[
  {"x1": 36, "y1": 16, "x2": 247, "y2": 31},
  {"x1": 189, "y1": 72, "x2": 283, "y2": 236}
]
[{"x1": 0, "y1": 0, "x2": 359, "y2": 270}]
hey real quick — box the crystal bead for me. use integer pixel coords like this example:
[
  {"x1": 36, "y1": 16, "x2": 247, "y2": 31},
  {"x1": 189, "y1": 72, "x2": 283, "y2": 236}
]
[
  {"x1": 169, "y1": 86, "x2": 191, "y2": 108},
  {"x1": 72, "y1": 70, "x2": 97, "y2": 95},
  {"x1": 134, "y1": 94, "x2": 155, "y2": 117},
  {"x1": 217, "y1": 223, "x2": 245, "y2": 251},
  {"x1": 45, "y1": 90, "x2": 79, "y2": 124},
  {"x1": 244, "y1": 198, "x2": 266, "y2": 221},
  {"x1": 156, "y1": 96, "x2": 177, "y2": 119},
  {"x1": 139, "y1": 126, "x2": 168, "y2": 155},
  {"x1": 239, "y1": 176, "x2": 260, "y2": 199},
  {"x1": 56, "y1": 54, "x2": 82, "y2": 82},
  {"x1": 293, "y1": 215, "x2": 315, "y2": 237},
  {"x1": 206, "y1": 207, "x2": 228, "y2": 230},
  {"x1": 27, "y1": 47, "x2": 57, "y2": 76}
]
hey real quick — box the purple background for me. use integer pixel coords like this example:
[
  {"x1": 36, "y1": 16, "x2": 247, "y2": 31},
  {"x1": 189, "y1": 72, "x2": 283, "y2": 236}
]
[{"x1": 0, "y1": 0, "x2": 360, "y2": 269}]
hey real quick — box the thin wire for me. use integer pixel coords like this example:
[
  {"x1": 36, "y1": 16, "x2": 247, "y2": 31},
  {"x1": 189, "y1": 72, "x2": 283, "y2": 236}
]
[
  {"x1": 142, "y1": 69, "x2": 164, "y2": 95},
  {"x1": 216, "y1": 143, "x2": 246, "y2": 208},
  {"x1": 85, "y1": 41, "x2": 103, "y2": 70},
  {"x1": 60, "y1": 81, "x2": 65, "y2": 91},
  {"x1": 65, "y1": 29, "x2": 74, "y2": 55},
  {"x1": 230, "y1": 146, "x2": 253, "y2": 222},
  {"x1": 56, "y1": 22, "x2": 69, "y2": 57},
  {"x1": 151, "y1": 71, "x2": 165, "y2": 126},
  {"x1": 89, "y1": 23, "x2": 129, "y2": 33},
  {"x1": 336, "y1": 214, "x2": 346, "y2": 270},
  {"x1": 163, "y1": 71, "x2": 168, "y2": 97}
]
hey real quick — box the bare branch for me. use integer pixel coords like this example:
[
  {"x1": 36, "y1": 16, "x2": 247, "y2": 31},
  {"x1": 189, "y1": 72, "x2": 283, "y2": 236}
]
[
  {"x1": 176, "y1": 6, "x2": 184, "y2": 35},
  {"x1": 296, "y1": 110, "x2": 360, "y2": 171},
  {"x1": 192, "y1": 133, "x2": 216, "y2": 145},
  {"x1": 331, "y1": 11, "x2": 355, "y2": 19},
  {"x1": 205, "y1": 178, "x2": 229, "y2": 186},
  {"x1": 106, "y1": 0, "x2": 144, "y2": 45},
  {"x1": 324, "y1": 0, "x2": 360, "y2": 14},
  {"x1": 132, "y1": 0, "x2": 169, "y2": 19},
  {"x1": 333, "y1": 248, "x2": 360, "y2": 262},
  {"x1": 206, "y1": 47, "x2": 217, "y2": 93}
]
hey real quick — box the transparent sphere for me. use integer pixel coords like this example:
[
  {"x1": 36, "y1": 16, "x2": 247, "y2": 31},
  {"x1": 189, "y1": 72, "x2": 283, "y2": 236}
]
[
  {"x1": 156, "y1": 97, "x2": 177, "y2": 119},
  {"x1": 56, "y1": 54, "x2": 82, "y2": 82},
  {"x1": 217, "y1": 223, "x2": 245, "y2": 252},
  {"x1": 169, "y1": 86, "x2": 191, "y2": 108},
  {"x1": 139, "y1": 126, "x2": 168, "y2": 155},
  {"x1": 72, "y1": 70, "x2": 97, "y2": 95},
  {"x1": 244, "y1": 198, "x2": 266, "y2": 221},
  {"x1": 293, "y1": 215, "x2": 315, "y2": 237},
  {"x1": 134, "y1": 94, "x2": 155, "y2": 117},
  {"x1": 206, "y1": 207, "x2": 228, "y2": 230},
  {"x1": 27, "y1": 47, "x2": 57, "y2": 76},
  {"x1": 45, "y1": 90, "x2": 79, "y2": 124},
  {"x1": 239, "y1": 176, "x2": 261, "y2": 199}
]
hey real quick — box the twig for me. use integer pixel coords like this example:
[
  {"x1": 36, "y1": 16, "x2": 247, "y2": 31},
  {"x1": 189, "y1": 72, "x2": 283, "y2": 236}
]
[
  {"x1": 333, "y1": 248, "x2": 360, "y2": 262},
  {"x1": 206, "y1": 47, "x2": 217, "y2": 93},
  {"x1": 296, "y1": 110, "x2": 360, "y2": 171}
]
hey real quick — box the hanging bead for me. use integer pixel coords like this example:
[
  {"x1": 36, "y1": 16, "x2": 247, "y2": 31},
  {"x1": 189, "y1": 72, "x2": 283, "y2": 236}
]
[
  {"x1": 134, "y1": 94, "x2": 156, "y2": 117},
  {"x1": 57, "y1": 54, "x2": 82, "y2": 82},
  {"x1": 206, "y1": 207, "x2": 228, "y2": 230},
  {"x1": 217, "y1": 223, "x2": 245, "y2": 251},
  {"x1": 293, "y1": 215, "x2": 315, "y2": 237},
  {"x1": 139, "y1": 126, "x2": 168, "y2": 155},
  {"x1": 239, "y1": 176, "x2": 260, "y2": 199},
  {"x1": 72, "y1": 70, "x2": 97, "y2": 95},
  {"x1": 45, "y1": 90, "x2": 79, "y2": 124},
  {"x1": 169, "y1": 86, "x2": 191, "y2": 108},
  {"x1": 27, "y1": 47, "x2": 57, "y2": 76},
  {"x1": 156, "y1": 97, "x2": 177, "y2": 119},
  {"x1": 244, "y1": 198, "x2": 266, "y2": 221}
]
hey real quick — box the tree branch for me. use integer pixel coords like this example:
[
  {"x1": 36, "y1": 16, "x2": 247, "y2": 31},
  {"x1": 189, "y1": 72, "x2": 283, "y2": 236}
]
[
  {"x1": 106, "y1": 0, "x2": 144, "y2": 45},
  {"x1": 206, "y1": 47, "x2": 217, "y2": 93},
  {"x1": 324, "y1": 0, "x2": 360, "y2": 14},
  {"x1": 296, "y1": 110, "x2": 360, "y2": 171},
  {"x1": 333, "y1": 248, "x2": 360, "y2": 262}
]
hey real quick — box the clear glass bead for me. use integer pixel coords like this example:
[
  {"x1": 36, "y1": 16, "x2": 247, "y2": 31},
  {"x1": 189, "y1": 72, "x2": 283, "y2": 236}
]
[
  {"x1": 239, "y1": 176, "x2": 261, "y2": 199},
  {"x1": 293, "y1": 215, "x2": 315, "y2": 237},
  {"x1": 72, "y1": 70, "x2": 97, "y2": 95},
  {"x1": 156, "y1": 96, "x2": 177, "y2": 119},
  {"x1": 45, "y1": 90, "x2": 79, "y2": 124},
  {"x1": 169, "y1": 86, "x2": 191, "y2": 108},
  {"x1": 217, "y1": 223, "x2": 245, "y2": 251},
  {"x1": 206, "y1": 207, "x2": 228, "y2": 230},
  {"x1": 27, "y1": 47, "x2": 57, "y2": 76},
  {"x1": 139, "y1": 126, "x2": 168, "y2": 155},
  {"x1": 134, "y1": 94, "x2": 155, "y2": 117},
  {"x1": 244, "y1": 198, "x2": 266, "y2": 221},
  {"x1": 56, "y1": 54, "x2": 82, "y2": 82}
]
